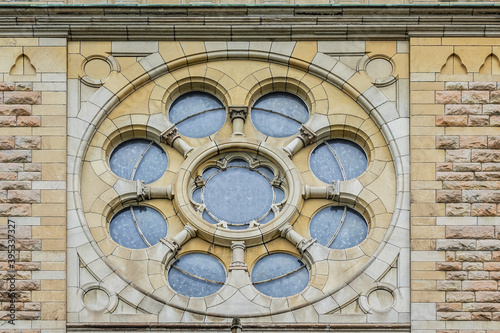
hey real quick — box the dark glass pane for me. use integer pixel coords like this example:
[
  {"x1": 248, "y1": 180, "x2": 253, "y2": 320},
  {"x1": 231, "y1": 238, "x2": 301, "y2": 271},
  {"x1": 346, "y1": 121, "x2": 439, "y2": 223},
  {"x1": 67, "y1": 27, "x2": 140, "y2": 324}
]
[{"x1": 251, "y1": 253, "x2": 309, "y2": 297}]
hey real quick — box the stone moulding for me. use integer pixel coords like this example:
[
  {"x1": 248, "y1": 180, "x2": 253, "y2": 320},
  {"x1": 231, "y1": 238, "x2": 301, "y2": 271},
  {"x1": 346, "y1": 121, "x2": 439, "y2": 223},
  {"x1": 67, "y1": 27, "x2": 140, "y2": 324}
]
[
  {"x1": 0, "y1": 5, "x2": 500, "y2": 40},
  {"x1": 68, "y1": 44, "x2": 409, "y2": 323}
]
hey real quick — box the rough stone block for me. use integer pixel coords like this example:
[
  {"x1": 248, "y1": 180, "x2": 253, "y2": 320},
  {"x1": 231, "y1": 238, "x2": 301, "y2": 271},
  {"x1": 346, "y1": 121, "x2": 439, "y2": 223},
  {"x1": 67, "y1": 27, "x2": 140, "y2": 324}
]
[
  {"x1": 446, "y1": 226, "x2": 495, "y2": 239},
  {"x1": 436, "y1": 115, "x2": 468, "y2": 127},
  {"x1": 462, "y1": 91, "x2": 489, "y2": 104},
  {"x1": 445, "y1": 104, "x2": 481, "y2": 115},
  {"x1": 436, "y1": 91, "x2": 461, "y2": 104},
  {"x1": 3, "y1": 92, "x2": 41, "y2": 105}
]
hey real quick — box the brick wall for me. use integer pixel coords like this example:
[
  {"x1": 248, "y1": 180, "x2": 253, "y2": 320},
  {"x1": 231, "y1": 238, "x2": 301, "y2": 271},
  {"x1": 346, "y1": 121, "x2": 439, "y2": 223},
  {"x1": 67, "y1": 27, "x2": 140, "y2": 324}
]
[
  {"x1": 411, "y1": 38, "x2": 500, "y2": 333},
  {"x1": 0, "y1": 39, "x2": 66, "y2": 333},
  {"x1": 435, "y1": 82, "x2": 500, "y2": 324}
]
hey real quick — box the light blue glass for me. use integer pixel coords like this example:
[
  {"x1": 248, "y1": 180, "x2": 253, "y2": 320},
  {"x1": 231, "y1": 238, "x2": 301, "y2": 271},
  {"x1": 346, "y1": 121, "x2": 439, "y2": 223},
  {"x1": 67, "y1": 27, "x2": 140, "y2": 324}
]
[
  {"x1": 251, "y1": 253, "x2": 309, "y2": 297},
  {"x1": 310, "y1": 139, "x2": 367, "y2": 183},
  {"x1": 133, "y1": 143, "x2": 168, "y2": 184},
  {"x1": 259, "y1": 211, "x2": 275, "y2": 225},
  {"x1": 109, "y1": 206, "x2": 167, "y2": 249},
  {"x1": 227, "y1": 159, "x2": 248, "y2": 167},
  {"x1": 168, "y1": 253, "x2": 226, "y2": 297},
  {"x1": 202, "y1": 167, "x2": 219, "y2": 180},
  {"x1": 169, "y1": 92, "x2": 226, "y2": 138},
  {"x1": 192, "y1": 188, "x2": 202, "y2": 204},
  {"x1": 109, "y1": 139, "x2": 167, "y2": 184},
  {"x1": 309, "y1": 206, "x2": 368, "y2": 250},
  {"x1": 256, "y1": 167, "x2": 274, "y2": 181},
  {"x1": 274, "y1": 187, "x2": 285, "y2": 203},
  {"x1": 251, "y1": 92, "x2": 309, "y2": 137},
  {"x1": 203, "y1": 167, "x2": 274, "y2": 225},
  {"x1": 132, "y1": 206, "x2": 168, "y2": 247}
]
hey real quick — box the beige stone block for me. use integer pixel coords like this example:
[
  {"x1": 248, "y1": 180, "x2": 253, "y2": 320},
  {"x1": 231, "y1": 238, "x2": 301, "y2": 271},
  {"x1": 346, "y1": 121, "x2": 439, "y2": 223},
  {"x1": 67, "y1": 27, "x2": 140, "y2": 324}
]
[
  {"x1": 42, "y1": 217, "x2": 66, "y2": 226},
  {"x1": 436, "y1": 73, "x2": 474, "y2": 82},
  {"x1": 0, "y1": 38, "x2": 38, "y2": 47},
  {"x1": 345, "y1": 71, "x2": 372, "y2": 97},
  {"x1": 0, "y1": 46, "x2": 23, "y2": 73},
  {"x1": 180, "y1": 41, "x2": 206, "y2": 59},
  {"x1": 68, "y1": 41, "x2": 80, "y2": 54},
  {"x1": 109, "y1": 84, "x2": 153, "y2": 119},
  {"x1": 455, "y1": 46, "x2": 492, "y2": 73},
  {"x1": 41, "y1": 190, "x2": 65, "y2": 204},
  {"x1": 411, "y1": 291, "x2": 445, "y2": 303},
  {"x1": 411, "y1": 149, "x2": 444, "y2": 163},
  {"x1": 411, "y1": 226, "x2": 445, "y2": 239},
  {"x1": 33, "y1": 226, "x2": 66, "y2": 239},
  {"x1": 291, "y1": 41, "x2": 317, "y2": 64},
  {"x1": 24, "y1": 47, "x2": 66, "y2": 73},
  {"x1": 411, "y1": 90, "x2": 435, "y2": 104},
  {"x1": 158, "y1": 42, "x2": 186, "y2": 64},
  {"x1": 410, "y1": 38, "x2": 442, "y2": 46},
  {"x1": 33, "y1": 104, "x2": 66, "y2": 116},
  {"x1": 410, "y1": 163, "x2": 435, "y2": 181},
  {"x1": 104, "y1": 72, "x2": 132, "y2": 97},
  {"x1": 80, "y1": 41, "x2": 111, "y2": 58},
  {"x1": 42, "y1": 239, "x2": 65, "y2": 250},
  {"x1": 33, "y1": 291, "x2": 65, "y2": 302},
  {"x1": 411, "y1": 136, "x2": 435, "y2": 149},
  {"x1": 411, "y1": 104, "x2": 444, "y2": 116},
  {"x1": 412, "y1": 271, "x2": 445, "y2": 279},
  {"x1": 411, "y1": 82, "x2": 444, "y2": 91},
  {"x1": 411, "y1": 203, "x2": 445, "y2": 217},
  {"x1": 392, "y1": 53, "x2": 409, "y2": 79},
  {"x1": 42, "y1": 136, "x2": 66, "y2": 150},
  {"x1": 410, "y1": 46, "x2": 453, "y2": 73},
  {"x1": 442, "y1": 37, "x2": 500, "y2": 46},
  {"x1": 411, "y1": 115, "x2": 435, "y2": 127},
  {"x1": 33, "y1": 150, "x2": 65, "y2": 163},
  {"x1": 446, "y1": 127, "x2": 500, "y2": 135},
  {"x1": 366, "y1": 41, "x2": 396, "y2": 58},
  {"x1": 41, "y1": 302, "x2": 66, "y2": 321},
  {"x1": 32, "y1": 204, "x2": 65, "y2": 217},
  {"x1": 42, "y1": 92, "x2": 66, "y2": 105},
  {"x1": 42, "y1": 163, "x2": 66, "y2": 181},
  {"x1": 68, "y1": 53, "x2": 85, "y2": 79}
]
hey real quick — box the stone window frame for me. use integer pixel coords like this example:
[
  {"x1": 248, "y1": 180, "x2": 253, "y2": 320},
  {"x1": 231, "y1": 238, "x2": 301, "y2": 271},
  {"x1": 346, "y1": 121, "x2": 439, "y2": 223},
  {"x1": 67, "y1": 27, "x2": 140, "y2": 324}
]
[{"x1": 67, "y1": 42, "x2": 410, "y2": 325}]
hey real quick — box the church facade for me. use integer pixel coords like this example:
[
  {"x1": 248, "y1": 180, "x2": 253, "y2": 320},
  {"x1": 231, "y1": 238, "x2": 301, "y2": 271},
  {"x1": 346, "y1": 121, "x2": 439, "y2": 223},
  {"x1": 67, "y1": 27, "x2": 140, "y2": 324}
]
[{"x1": 0, "y1": 3, "x2": 499, "y2": 333}]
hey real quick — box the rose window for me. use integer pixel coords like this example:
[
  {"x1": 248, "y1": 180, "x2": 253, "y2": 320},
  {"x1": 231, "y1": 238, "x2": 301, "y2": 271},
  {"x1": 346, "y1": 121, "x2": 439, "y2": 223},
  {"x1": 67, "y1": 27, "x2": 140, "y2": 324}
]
[{"x1": 78, "y1": 58, "x2": 401, "y2": 322}]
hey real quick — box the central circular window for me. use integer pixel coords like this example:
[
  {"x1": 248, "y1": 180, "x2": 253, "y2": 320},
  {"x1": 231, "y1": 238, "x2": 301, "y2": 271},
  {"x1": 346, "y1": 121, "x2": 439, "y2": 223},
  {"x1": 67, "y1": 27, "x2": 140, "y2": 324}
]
[
  {"x1": 192, "y1": 158, "x2": 284, "y2": 230},
  {"x1": 204, "y1": 166, "x2": 274, "y2": 225}
]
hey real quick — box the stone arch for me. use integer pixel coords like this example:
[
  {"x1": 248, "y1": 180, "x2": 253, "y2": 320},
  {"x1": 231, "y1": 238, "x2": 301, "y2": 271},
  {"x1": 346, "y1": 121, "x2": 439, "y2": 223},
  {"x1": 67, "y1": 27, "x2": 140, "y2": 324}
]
[
  {"x1": 10, "y1": 54, "x2": 36, "y2": 75},
  {"x1": 479, "y1": 53, "x2": 500, "y2": 75},
  {"x1": 440, "y1": 53, "x2": 468, "y2": 75}
]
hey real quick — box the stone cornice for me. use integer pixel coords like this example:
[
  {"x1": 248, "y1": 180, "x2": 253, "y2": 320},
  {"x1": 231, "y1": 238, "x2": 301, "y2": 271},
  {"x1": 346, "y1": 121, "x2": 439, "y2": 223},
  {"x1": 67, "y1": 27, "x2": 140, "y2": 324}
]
[{"x1": 0, "y1": 5, "x2": 499, "y2": 40}]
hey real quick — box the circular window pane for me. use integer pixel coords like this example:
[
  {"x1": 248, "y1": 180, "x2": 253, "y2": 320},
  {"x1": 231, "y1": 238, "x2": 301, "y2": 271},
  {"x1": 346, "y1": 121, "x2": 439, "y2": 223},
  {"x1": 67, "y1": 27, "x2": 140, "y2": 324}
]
[
  {"x1": 310, "y1": 139, "x2": 367, "y2": 183},
  {"x1": 194, "y1": 160, "x2": 283, "y2": 229},
  {"x1": 168, "y1": 253, "x2": 226, "y2": 297},
  {"x1": 251, "y1": 253, "x2": 309, "y2": 297},
  {"x1": 109, "y1": 206, "x2": 168, "y2": 249},
  {"x1": 169, "y1": 92, "x2": 226, "y2": 138},
  {"x1": 309, "y1": 206, "x2": 368, "y2": 249},
  {"x1": 109, "y1": 139, "x2": 167, "y2": 184},
  {"x1": 251, "y1": 92, "x2": 309, "y2": 137}
]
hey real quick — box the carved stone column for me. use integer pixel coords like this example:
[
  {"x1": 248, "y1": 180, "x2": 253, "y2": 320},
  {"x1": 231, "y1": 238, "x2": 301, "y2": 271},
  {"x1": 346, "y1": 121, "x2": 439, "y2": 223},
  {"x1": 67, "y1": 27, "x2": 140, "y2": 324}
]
[
  {"x1": 229, "y1": 241, "x2": 247, "y2": 271},
  {"x1": 280, "y1": 223, "x2": 316, "y2": 266},
  {"x1": 282, "y1": 124, "x2": 317, "y2": 158},
  {"x1": 160, "y1": 225, "x2": 196, "y2": 262},
  {"x1": 303, "y1": 182, "x2": 339, "y2": 200},
  {"x1": 229, "y1": 106, "x2": 248, "y2": 137},
  {"x1": 160, "y1": 125, "x2": 194, "y2": 157}
]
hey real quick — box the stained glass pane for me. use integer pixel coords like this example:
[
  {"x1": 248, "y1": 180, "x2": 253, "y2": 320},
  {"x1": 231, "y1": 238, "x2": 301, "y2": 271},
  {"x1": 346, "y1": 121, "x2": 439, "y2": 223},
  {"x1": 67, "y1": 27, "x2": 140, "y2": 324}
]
[
  {"x1": 251, "y1": 253, "x2": 309, "y2": 297},
  {"x1": 309, "y1": 206, "x2": 368, "y2": 250},
  {"x1": 169, "y1": 92, "x2": 226, "y2": 138},
  {"x1": 310, "y1": 139, "x2": 367, "y2": 183},
  {"x1": 109, "y1": 139, "x2": 167, "y2": 184},
  {"x1": 109, "y1": 206, "x2": 167, "y2": 249},
  {"x1": 251, "y1": 92, "x2": 308, "y2": 137},
  {"x1": 168, "y1": 253, "x2": 226, "y2": 297}
]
